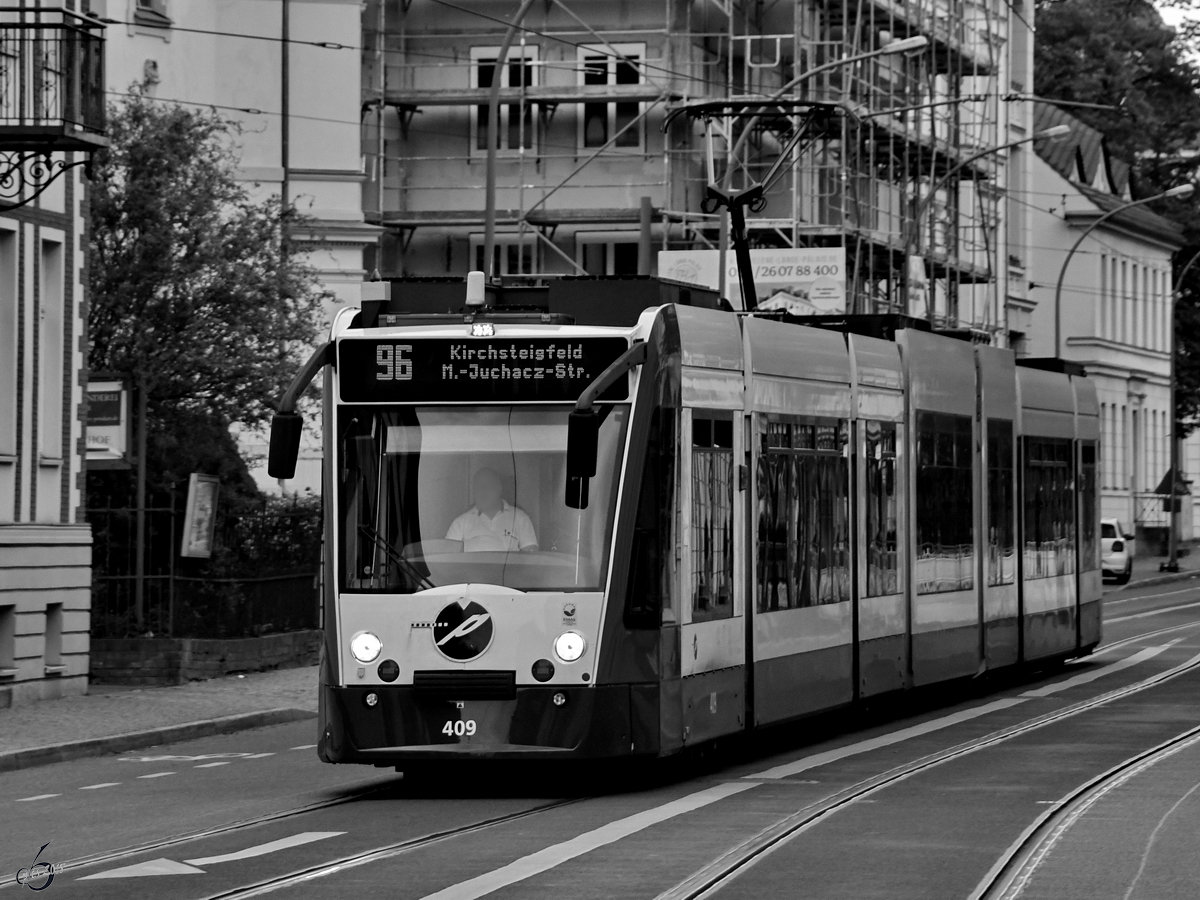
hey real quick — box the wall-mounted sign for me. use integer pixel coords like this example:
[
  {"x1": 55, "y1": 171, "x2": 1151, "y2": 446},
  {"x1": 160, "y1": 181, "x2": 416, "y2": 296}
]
[
  {"x1": 180, "y1": 473, "x2": 219, "y2": 559},
  {"x1": 659, "y1": 247, "x2": 846, "y2": 313},
  {"x1": 86, "y1": 378, "x2": 130, "y2": 469}
]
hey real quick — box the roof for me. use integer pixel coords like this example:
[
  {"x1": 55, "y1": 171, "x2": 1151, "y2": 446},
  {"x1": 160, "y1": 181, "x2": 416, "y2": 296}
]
[{"x1": 1034, "y1": 101, "x2": 1185, "y2": 246}]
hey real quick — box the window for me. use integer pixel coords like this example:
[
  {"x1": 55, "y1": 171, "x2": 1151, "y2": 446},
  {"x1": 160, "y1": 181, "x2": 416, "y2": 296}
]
[
  {"x1": 691, "y1": 415, "x2": 735, "y2": 622},
  {"x1": 579, "y1": 45, "x2": 644, "y2": 150},
  {"x1": 471, "y1": 233, "x2": 536, "y2": 276},
  {"x1": 1023, "y1": 437, "x2": 1075, "y2": 579},
  {"x1": 472, "y1": 47, "x2": 537, "y2": 154},
  {"x1": 1081, "y1": 442, "x2": 1097, "y2": 571},
  {"x1": 38, "y1": 239, "x2": 63, "y2": 458},
  {"x1": 987, "y1": 420, "x2": 1015, "y2": 585},
  {"x1": 134, "y1": 0, "x2": 172, "y2": 28},
  {"x1": 337, "y1": 404, "x2": 628, "y2": 592},
  {"x1": 44, "y1": 603, "x2": 62, "y2": 668},
  {"x1": 626, "y1": 402, "x2": 678, "y2": 627},
  {"x1": 915, "y1": 412, "x2": 974, "y2": 593},
  {"x1": 756, "y1": 418, "x2": 850, "y2": 610},
  {"x1": 864, "y1": 420, "x2": 898, "y2": 596},
  {"x1": 577, "y1": 233, "x2": 639, "y2": 275}
]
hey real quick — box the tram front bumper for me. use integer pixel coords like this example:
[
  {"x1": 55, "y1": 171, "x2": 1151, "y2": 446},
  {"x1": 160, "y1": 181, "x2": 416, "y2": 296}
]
[{"x1": 319, "y1": 682, "x2": 660, "y2": 763}]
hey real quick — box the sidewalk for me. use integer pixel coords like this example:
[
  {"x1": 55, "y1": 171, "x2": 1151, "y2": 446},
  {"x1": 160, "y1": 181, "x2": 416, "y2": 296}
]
[{"x1": 0, "y1": 664, "x2": 318, "y2": 773}]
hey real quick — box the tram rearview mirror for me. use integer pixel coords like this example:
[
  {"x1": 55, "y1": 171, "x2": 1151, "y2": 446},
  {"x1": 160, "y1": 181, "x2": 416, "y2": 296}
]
[
  {"x1": 268, "y1": 411, "x2": 303, "y2": 479},
  {"x1": 566, "y1": 410, "x2": 599, "y2": 478},
  {"x1": 565, "y1": 410, "x2": 599, "y2": 509}
]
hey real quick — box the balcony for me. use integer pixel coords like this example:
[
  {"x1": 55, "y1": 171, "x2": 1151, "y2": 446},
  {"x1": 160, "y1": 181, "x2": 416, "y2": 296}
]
[{"x1": 0, "y1": 6, "x2": 106, "y2": 152}]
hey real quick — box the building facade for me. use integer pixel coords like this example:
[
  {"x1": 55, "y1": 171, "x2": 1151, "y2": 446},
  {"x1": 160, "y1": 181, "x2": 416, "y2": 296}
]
[
  {"x1": 1026, "y1": 104, "x2": 1185, "y2": 542},
  {"x1": 363, "y1": 0, "x2": 1036, "y2": 342},
  {"x1": 96, "y1": 0, "x2": 377, "y2": 490},
  {"x1": 0, "y1": 3, "x2": 105, "y2": 707}
]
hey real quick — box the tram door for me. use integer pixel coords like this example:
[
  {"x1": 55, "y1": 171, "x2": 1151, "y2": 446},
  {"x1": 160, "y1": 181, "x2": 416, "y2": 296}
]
[{"x1": 679, "y1": 408, "x2": 747, "y2": 744}]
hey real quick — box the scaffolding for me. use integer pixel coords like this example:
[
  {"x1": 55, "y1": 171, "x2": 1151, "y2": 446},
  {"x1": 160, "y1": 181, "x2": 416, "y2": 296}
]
[{"x1": 361, "y1": 0, "x2": 1017, "y2": 333}]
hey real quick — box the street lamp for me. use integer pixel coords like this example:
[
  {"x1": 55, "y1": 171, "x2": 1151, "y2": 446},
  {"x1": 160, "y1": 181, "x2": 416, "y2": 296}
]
[
  {"x1": 903, "y1": 124, "x2": 1071, "y2": 322},
  {"x1": 1162, "y1": 245, "x2": 1200, "y2": 571},
  {"x1": 1053, "y1": 182, "x2": 1195, "y2": 357},
  {"x1": 708, "y1": 34, "x2": 928, "y2": 309}
]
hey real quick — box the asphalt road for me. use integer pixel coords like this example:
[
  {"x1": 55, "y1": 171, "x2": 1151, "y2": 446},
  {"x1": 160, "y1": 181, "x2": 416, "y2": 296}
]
[{"x1": 6, "y1": 581, "x2": 1200, "y2": 899}]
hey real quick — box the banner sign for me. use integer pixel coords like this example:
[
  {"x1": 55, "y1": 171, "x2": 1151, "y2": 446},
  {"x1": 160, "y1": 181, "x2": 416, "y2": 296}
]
[
  {"x1": 86, "y1": 378, "x2": 130, "y2": 469},
  {"x1": 659, "y1": 247, "x2": 846, "y2": 313}
]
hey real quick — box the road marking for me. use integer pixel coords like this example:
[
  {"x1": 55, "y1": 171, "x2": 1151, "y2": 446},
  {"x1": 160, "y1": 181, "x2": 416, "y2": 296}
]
[
  {"x1": 80, "y1": 858, "x2": 206, "y2": 879},
  {"x1": 748, "y1": 697, "x2": 1027, "y2": 781},
  {"x1": 419, "y1": 785, "x2": 754, "y2": 900},
  {"x1": 421, "y1": 642, "x2": 1176, "y2": 900},
  {"x1": 195, "y1": 762, "x2": 231, "y2": 768},
  {"x1": 15, "y1": 794, "x2": 60, "y2": 802},
  {"x1": 79, "y1": 833, "x2": 346, "y2": 881},
  {"x1": 290, "y1": 744, "x2": 317, "y2": 751},
  {"x1": 184, "y1": 832, "x2": 345, "y2": 866},
  {"x1": 79, "y1": 782, "x2": 120, "y2": 790},
  {"x1": 1108, "y1": 599, "x2": 1200, "y2": 623},
  {"x1": 137, "y1": 772, "x2": 176, "y2": 779},
  {"x1": 244, "y1": 752, "x2": 276, "y2": 759},
  {"x1": 1022, "y1": 642, "x2": 1178, "y2": 698},
  {"x1": 1106, "y1": 587, "x2": 1198, "y2": 605}
]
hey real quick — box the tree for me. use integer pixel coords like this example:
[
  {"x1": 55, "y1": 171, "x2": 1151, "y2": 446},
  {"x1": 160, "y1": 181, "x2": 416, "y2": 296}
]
[
  {"x1": 1036, "y1": 0, "x2": 1200, "y2": 430},
  {"x1": 88, "y1": 89, "x2": 328, "y2": 496}
]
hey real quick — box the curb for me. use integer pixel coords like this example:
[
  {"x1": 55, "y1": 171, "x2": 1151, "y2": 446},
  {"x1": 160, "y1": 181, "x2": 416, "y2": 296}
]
[{"x1": 0, "y1": 707, "x2": 316, "y2": 774}]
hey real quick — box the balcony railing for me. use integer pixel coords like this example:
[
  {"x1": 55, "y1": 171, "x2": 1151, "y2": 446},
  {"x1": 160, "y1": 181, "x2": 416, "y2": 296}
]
[{"x1": 0, "y1": 6, "x2": 105, "y2": 151}]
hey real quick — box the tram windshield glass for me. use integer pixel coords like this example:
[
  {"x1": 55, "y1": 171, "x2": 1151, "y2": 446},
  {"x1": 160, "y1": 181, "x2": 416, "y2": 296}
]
[{"x1": 337, "y1": 404, "x2": 628, "y2": 592}]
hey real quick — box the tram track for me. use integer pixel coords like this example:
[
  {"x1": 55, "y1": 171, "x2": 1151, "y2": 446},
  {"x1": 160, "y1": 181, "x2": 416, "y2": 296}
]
[
  {"x1": 971, "y1": 722, "x2": 1200, "y2": 900},
  {"x1": 655, "y1": 642, "x2": 1200, "y2": 900},
  {"x1": 0, "y1": 783, "x2": 394, "y2": 888},
  {"x1": 198, "y1": 798, "x2": 585, "y2": 899}
]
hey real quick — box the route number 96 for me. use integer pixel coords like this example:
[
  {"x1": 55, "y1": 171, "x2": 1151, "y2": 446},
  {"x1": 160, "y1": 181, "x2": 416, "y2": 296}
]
[
  {"x1": 376, "y1": 344, "x2": 413, "y2": 381},
  {"x1": 442, "y1": 719, "x2": 477, "y2": 737}
]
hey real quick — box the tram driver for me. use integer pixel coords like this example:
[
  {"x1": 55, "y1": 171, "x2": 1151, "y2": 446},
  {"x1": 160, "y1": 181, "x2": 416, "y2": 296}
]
[{"x1": 445, "y1": 467, "x2": 538, "y2": 552}]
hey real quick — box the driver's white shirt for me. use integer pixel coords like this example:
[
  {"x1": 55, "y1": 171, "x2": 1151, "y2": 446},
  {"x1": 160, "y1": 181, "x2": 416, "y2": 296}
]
[{"x1": 445, "y1": 501, "x2": 537, "y2": 551}]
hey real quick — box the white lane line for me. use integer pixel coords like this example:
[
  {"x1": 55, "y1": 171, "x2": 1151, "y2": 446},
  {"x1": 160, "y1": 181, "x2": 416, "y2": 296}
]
[
  {"x1": 749, "y1": 697, "x2": 1027, "y2": 781},
  {"x1": 1106, "y1": 587, "x2": 1198, "y2": 605},
  {"x1": 1108, "y1": 599, "x2": 1200, "y2": 623},
  {"x1": 244, "y1": 752, "x2": 276, "y2": 759},
  {"x1": 1022, "y1": 642, "x2": 1178, "y2": 698},
  {"x1": 194, "y1": 762, "x2": 231, "y2": 768},
  {"x1": 184, "y1": 831, "x2": 345, "y2": 866},
  {"x1": 79, "y1": 782, "x2": 120, "y2": 790},
  {"x1": 290, "y1": 744, "x2": 317, "y2": 751},
  {"x1": 137, "y1": 772, "x2": 176, "y2": 779},
  {"x1": 419, "y1": 784, "x2": 755, "y2": 900},
  {"x1": 15, "y1": 793, "x2": 60, "y2": 802}
]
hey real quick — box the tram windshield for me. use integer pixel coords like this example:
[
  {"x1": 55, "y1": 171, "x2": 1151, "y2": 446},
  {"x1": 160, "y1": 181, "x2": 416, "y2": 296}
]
[{"x1": 337, "y1": 404, "x2": 628, "y2": 592}]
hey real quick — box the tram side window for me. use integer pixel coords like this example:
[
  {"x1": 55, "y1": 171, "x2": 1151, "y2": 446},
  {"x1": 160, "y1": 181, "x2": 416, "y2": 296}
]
[
  {"x1": 627, "y1": 405, "x2": 678, "y2": 627},
  {"x1": 757, "y1": 419, "x2": 850, "y2": 611},
  {"x1": 1023, "y1": 437, "x2": 1076, "y2": 579},
  {"x1": 864, "y1": 421, "x2": 898, "y2": 597},
  {"x1": 1080, "y1": 442, "x2": 1098, "y2": 572},
  {"x1": 915, "y1": 412, "x2": 974, "y2": 593},
  {"x1": 987, "y1": 420, "x2": 1016, "y2": 586},
  {"x1": 691, "y1": 416, "x2": 735, "y2": 622}
]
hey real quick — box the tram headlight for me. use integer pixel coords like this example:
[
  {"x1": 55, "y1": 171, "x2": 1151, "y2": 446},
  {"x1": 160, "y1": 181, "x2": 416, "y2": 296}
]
[
  {"x1": 553, "y1": 631, "x2": 586, "y2": 663},
  {"x1": 350, "y1": 631, "x2": 382, "y2": 663}
]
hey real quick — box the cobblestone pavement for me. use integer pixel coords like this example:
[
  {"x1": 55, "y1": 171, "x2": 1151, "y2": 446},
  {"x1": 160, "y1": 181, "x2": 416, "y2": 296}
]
[{"x1": 0, "y1": 664, "x2": 318, "y2": 758}]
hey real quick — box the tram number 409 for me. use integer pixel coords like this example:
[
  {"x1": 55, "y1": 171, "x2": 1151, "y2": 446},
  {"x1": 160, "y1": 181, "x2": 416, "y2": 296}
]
[{"x1": 442, "y1": 720, "x2": 477, "y2": 737}]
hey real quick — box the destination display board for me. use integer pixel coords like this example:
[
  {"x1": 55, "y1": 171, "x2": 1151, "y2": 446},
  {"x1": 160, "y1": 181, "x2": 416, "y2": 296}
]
[{"x1": 337, "y1": 337, "x2": 630, "y2": 403}]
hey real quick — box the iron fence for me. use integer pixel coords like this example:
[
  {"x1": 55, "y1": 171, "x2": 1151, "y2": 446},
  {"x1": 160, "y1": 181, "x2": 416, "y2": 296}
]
[{"x1": 88, "y1": 499, "x2": 322, "y2": 639}]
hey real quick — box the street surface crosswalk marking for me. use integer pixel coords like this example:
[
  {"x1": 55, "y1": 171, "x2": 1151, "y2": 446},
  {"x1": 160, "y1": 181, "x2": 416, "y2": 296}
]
[
  {"x1": 15, "y1": 793, "x2": 60, "y2": 802},
  {"x1": 79, "y1": 782, "x2": 120, "y2": 790},
  {"x1": 137, "y1": 772, "x2": 176, "y2": 779},
  {"x1": 79, "y1": 832, "x2": 346, "y2": 880}
]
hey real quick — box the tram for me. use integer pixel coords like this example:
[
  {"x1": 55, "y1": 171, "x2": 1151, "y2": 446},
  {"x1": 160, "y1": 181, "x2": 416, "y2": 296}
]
[{"x1": 268, "y1": 274, "x2": 1100, "y2": 766}]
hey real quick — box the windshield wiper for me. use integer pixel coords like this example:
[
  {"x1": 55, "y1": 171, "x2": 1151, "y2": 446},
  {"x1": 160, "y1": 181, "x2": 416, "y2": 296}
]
[{"x1": 358, "y1": 524, "x2": 436, "y2": 591}]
